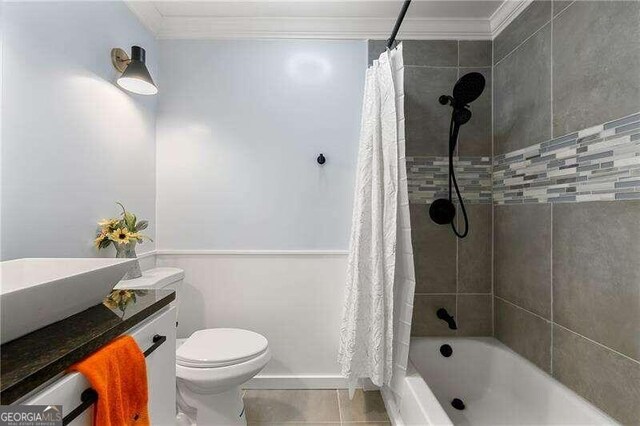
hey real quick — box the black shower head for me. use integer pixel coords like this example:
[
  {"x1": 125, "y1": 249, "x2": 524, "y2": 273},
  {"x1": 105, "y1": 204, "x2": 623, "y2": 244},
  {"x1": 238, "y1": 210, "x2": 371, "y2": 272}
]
[
  {"x1": 432, "y1": 72, "x2": 484, "y2": 238},
  {"x1": 438, "y1": 72, "x2": 486, "y2": 126},
  {"x1": 452, "y1": 72, "x2": 485, "y2": 107}
]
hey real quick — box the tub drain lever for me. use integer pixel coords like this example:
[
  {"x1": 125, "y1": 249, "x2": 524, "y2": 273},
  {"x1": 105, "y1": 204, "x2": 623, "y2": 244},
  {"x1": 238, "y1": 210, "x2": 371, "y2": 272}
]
[{"x1": 440, "y1": 344, "x2": 453, "y2": 357}]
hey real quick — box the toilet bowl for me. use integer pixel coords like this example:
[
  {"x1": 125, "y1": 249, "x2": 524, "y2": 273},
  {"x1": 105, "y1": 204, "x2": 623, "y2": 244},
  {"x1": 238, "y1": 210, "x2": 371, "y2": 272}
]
[
  {"x1": 116, "y1": 268, "x2": 270, "y2": 425},
  {"x1": 176, "y1": 328, "x2": 271, "y2": 425}
]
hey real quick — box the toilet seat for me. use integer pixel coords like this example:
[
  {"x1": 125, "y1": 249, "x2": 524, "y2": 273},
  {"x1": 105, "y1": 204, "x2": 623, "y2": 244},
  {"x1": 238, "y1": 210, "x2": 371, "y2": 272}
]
[{"x1": 177, "y1": 328, "x2": 269, "y2": 368}]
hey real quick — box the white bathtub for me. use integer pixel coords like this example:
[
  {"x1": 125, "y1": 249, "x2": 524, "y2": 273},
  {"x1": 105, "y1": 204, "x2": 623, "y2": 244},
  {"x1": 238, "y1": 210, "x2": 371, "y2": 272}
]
[{"x1": 400, "y1": 337, "x2": 616, "y2": 425}]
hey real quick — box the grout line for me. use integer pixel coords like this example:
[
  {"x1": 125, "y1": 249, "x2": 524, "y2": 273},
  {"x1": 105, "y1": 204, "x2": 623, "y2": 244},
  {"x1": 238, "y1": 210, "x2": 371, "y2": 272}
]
[
  {"x1": 491, "y1": 203, "x2": 495, "y2": 336},
  {"x1": 403, "y1": 65, "x2": 459, "y2": 69},
  {"x1": 550, "y1": 321, "x2": 554, "y2": 374},
  {"x1": 491, "y1": 34, "x2": 496, "y2": 337},
  {"x1": 554, "y1": 323, "x2": 640, "y2": 366},
  {"x1": 553, "y1": 0, "x2": 576, "y2": 20},
  {"x1": 414, "y1": 292, "x2": 492, "y2": 296},
  {"x1": 550, "y1": 0, "x2": 554, "y2": 140},
  {"x1": 496, "y1": 295, "x2": 640, "y2": 367},
  {"x1": 494, "y1": 20, "x2": 551, "y2": 68},
  {"x1": 454, "y1": 264, "x2": 458, "y2": 335},
  {"x1": 459, "y1": 66, "x2": 492, "y2": 70},
  {"x1": 549, "y1": 204, "x2": 554, "y2": 374},
  {"x1": 452, "y1": 28, "x2": 460, "y2": 321},
  {"x1": 455, "y1": 40, "x2": 460, "y2": 158},
  {"x1": 494, "y1": 295, "x2": 551, "y2": 323},
  {"x1": 336, "y1": 389, "x2": 343, "y2": 424}
]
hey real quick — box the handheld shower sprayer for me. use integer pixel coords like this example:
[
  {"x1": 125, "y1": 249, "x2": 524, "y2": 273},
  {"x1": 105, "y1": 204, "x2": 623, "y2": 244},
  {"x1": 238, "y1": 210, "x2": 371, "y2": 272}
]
[{"x1": 429, "y1": 72, "x2": 486, "y2": 238}]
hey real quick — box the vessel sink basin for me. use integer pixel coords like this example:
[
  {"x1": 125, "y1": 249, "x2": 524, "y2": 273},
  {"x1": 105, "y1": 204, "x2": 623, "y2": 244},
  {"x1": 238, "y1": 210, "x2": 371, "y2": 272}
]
[{"x1": 0, "y1": 258, "x2": 137, "y2": 344}]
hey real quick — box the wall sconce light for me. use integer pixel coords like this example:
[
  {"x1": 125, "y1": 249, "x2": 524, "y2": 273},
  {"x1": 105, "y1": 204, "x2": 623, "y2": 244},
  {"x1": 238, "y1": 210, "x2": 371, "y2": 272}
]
[{"x1": 111, "y1": 46, "x2": 158, "y2": 95}]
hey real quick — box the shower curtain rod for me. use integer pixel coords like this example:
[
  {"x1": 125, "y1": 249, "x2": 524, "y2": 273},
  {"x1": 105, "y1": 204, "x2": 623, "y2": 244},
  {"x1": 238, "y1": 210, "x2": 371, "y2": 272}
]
[{"x1": 386, "y1": 0, "x2": 412, "y2": 48}]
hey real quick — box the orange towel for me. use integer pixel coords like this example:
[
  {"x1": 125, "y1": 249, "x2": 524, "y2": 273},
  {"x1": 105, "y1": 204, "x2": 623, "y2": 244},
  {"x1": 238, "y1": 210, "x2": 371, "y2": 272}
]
[{"x1": 69, "y1": 335, "x2": 150, "y2": 426}]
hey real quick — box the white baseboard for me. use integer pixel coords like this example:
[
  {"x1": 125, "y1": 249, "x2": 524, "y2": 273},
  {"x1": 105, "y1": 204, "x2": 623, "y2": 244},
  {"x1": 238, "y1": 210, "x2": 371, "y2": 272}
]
[{"x1": 244, "y1": 375, "x2": 348, "y2": 389}]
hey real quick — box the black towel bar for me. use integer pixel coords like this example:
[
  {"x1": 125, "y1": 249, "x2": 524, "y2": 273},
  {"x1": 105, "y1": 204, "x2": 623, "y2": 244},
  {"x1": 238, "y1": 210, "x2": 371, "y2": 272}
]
[
  {"x1": 144, "y1": 334, "x2": 167, "y2": 357},
  {"x1": 61, "y1": 334, "x2": 166, "y2": 425}
]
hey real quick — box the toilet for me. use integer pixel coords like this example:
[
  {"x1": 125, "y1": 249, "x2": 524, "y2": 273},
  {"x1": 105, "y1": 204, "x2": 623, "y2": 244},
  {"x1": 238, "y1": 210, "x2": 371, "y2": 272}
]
[{"x1": 116, "y1": 267, "x2": 270, "y2": 425}]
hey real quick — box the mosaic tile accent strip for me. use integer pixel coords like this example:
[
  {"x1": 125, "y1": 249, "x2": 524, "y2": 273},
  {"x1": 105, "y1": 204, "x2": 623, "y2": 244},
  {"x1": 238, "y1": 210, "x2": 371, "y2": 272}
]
[
  {"x1": 407, "y1": 156, "x2": 492, "y2": 204},
  {"x1": 493, "y1": 112, "x2": 640, "y2": 204}
]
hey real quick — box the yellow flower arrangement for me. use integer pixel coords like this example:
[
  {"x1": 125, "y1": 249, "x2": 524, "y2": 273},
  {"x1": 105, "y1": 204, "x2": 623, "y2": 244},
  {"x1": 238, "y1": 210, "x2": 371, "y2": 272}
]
[
  {"x1": 108, "y1": 228, "x2": 138, "y2": 245},
  {"x1": 98, "y1": 218, "x2": 119, "y2": 228},
  {"x1": 94, "y1": 203, "x2": 152, "y2": 250}
]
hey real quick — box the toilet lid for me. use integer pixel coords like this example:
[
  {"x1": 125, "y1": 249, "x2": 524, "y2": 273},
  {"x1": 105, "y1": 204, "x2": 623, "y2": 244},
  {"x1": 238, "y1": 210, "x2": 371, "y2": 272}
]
[{"x1": 176, "y1": 328, "x2": 268, "y2": 368}]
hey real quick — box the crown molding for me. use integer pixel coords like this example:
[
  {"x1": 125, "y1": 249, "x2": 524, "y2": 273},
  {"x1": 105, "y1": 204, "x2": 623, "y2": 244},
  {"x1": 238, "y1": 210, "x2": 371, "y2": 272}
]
[
  {"x1": 489, "y1": 0, "x2": 534, "y2": 37},
  {"x1": 125, "y1": 1, "x2": 163, "y2": 35},
  {"x1": 125, "y1": 1, "x2": 529, "y2": 41},
  {"x1": 155, "y1": 16, "x2": 491, "y2": 40}
]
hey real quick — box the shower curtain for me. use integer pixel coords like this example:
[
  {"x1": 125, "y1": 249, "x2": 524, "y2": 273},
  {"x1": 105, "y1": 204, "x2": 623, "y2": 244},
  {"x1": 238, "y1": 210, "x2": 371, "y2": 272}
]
[{"x1": 339, "y1": 44, "x2": 411, "y2": 395}]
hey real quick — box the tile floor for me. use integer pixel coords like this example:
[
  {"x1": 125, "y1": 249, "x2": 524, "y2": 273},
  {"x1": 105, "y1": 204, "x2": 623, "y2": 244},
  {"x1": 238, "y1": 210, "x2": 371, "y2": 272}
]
[{"x1": 243, "y1": 389, "x2": 390, "y2": 425}]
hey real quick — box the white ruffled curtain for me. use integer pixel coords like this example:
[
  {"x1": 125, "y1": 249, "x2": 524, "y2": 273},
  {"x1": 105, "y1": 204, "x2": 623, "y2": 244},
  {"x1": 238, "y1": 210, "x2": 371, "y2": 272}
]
[{"x1": 338, "y1": 44, "x2": 408, "y2": 395}]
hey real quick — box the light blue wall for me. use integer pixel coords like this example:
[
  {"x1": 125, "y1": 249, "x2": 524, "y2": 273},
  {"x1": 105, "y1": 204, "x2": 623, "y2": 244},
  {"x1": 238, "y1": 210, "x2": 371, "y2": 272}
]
[
  {"x1": 156, "y1": 39, "x2": 366, "y2": 250},
  {"x1": 1, "y1": 2, "x2": 158, "y2": 260}
]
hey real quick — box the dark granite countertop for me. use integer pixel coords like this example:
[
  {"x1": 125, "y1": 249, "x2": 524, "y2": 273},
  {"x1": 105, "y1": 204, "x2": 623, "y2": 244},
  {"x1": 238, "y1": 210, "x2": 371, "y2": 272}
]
[{"x1": 0, "y1": 289, "x2": 175, "y2": 404}]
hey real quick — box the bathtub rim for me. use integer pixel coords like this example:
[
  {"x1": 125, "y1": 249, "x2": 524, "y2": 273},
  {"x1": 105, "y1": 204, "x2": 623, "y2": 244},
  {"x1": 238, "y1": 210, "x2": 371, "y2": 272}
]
[{"x1": 397, "y1": 361, "x2": 453, "y2": 425}]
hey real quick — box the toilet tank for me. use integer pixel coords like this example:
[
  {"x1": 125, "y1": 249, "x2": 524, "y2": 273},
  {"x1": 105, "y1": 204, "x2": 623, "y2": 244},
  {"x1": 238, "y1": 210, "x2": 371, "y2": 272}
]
[{"x1": 114, "y1": 267, "x2": 184, "y2": 312}]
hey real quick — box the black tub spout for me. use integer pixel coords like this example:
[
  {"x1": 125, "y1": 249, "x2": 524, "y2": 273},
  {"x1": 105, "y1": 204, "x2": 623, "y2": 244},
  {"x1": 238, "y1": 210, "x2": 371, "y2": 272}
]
[{"x1": 436, "y1": 308, "x2": 457, "y2": 330}]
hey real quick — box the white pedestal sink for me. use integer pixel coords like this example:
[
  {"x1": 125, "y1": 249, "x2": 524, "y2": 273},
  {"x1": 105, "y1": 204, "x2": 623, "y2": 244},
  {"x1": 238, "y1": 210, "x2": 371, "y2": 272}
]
[{"x1": 0, "y1": 258, "x2": 137, "y2": 344}]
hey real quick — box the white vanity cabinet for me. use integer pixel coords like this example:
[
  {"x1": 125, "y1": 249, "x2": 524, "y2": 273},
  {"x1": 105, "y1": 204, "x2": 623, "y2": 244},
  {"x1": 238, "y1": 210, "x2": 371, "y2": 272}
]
[{"x1": 21, "y1": 307, "x2": 177, "y2": 425}]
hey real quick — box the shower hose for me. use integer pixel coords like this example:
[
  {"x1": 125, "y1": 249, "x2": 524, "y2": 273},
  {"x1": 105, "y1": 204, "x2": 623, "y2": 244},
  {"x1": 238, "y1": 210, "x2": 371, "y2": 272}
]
[{"x1": 448, "y1": 114, "x2": 469, "y2": 238}]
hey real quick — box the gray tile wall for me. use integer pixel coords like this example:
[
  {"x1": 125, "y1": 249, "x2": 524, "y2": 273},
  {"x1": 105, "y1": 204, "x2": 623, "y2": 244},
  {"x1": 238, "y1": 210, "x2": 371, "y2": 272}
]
[
  {"x1": 494, "y1": 201, "x2": 640, "y2": 425},
  {"x1": 495, "y1": 204, "x2": 551, "y2": 318},
  {"x1": 494, "y1": 298, "x2": 551, "y2": 372},
  {"x1": 553, "y1": 202, "x2": 640, "y2": 362},
  {"x1": 494, "y1": 23, "x2": 551, "y2": 153},
  {"x1": 369, "y1": 40, "x2": 494, "y2": 338},
  {"x1": 492, "y1": 1, "x2": 640, "y2": 423},
  {"x1": 553, "y1": 326, "x2": 640, "y2": 424},
  {"x1": 494, "y1": 0, "x2": 552, "y2": 64},
  {"x1": 494, "y1": 0, "x2": 640, "y2": 154},
  {"x1": 552, "y1": 1, "x2": 640, "y2": 136},
  {"x1": 410, "y1": 201, "x2": 493, "y2": 338},
  {"x1": 369, "y1": 40, "x2": 492, "y2": 158}
]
